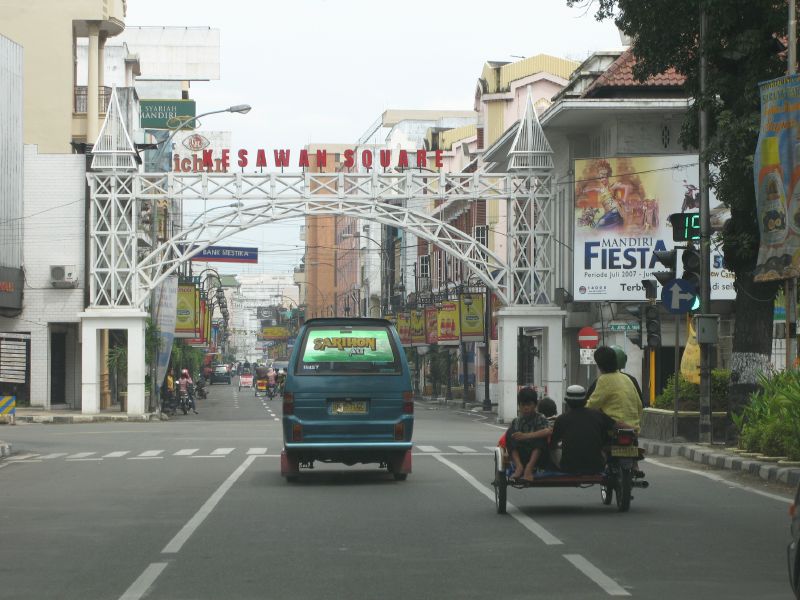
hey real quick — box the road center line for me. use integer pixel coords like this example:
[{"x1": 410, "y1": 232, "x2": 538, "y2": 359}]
[
  {"x1": 162, "y1": 455, "x2": 257, "y2": 554},
  {"x1": 432, "y1": 454, "x2": 563, "y2": 546},
  {"x1": 118, "y1": 562, "x2": 168, "y2": 600},
  {"x1": 647, "y1": 457, "x2": 792, "y2": 504},
  {"x1": 563, "y1": 554, "x2": 630, "y2": 596}
]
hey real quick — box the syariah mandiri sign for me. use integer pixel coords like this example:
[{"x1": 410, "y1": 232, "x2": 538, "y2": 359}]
[{"x1": 573, "y1": 155, "x2": 734, "y2": 302}]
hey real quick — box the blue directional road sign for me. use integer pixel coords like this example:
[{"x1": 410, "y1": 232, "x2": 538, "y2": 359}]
[{"x1": 660, "y1": 278, "x2": 698, "y2": 314}]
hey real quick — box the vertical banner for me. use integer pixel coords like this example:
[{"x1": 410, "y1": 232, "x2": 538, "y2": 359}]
[
  {"x1": 410, "y1": 310, "x2": 426, "y2": 346},
  {"x1": 153, "y1": 275, "x2": 178, "y2": 388},
  {"x1": 425, "y1": 307, "x2": 438, "y2": 344},
  {"x1": 175, "y1": 283, "x2": 198, "y2": 338},
  {"x1": 397, "y1": 312, "x2": 412, "y2": 346},
  {"x1": 188, "y1": 300, "x2": 207, "y2": 346},
  {"x1": 753, "y1": 74, "x2": 800, "y2": 281},
  {"x1": 459, "y1": 295, "x2": 485, "y2": 342},
  {"x1": 437, "y1": 301, "x2": 460, "y2": 345}
]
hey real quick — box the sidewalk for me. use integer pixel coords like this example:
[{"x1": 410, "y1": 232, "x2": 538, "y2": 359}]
[
  {"x1": 418, "y1": 395, "x2": 800, "y2": 488},
  {"x1": 1, "y1": 407, "x2": 159, "y2": 424}
]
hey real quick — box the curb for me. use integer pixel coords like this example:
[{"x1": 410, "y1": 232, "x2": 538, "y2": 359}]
[
  {"x1": 9, "y1": 413, "x2": 159, "y2": 424},
  {"x1": 642, "y1": 439, "x2": 800, "y2": 487},
  {"x1": 0, "y1": 440, "x2": 10, "y2": 457}
]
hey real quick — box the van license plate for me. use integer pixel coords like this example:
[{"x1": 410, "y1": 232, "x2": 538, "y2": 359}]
[
  {"x1": 331, "y1": 400, "x2": 367, "y2": 414},
  {"x1": 610, "y1": 446, "x2": 639, "y2": 457}
]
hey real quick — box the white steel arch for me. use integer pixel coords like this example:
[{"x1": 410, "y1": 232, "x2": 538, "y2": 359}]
[{"x1": 88, "y1": 170, "x2": 546, "y2": 308}]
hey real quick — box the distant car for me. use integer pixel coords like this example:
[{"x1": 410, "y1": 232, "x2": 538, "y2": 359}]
[
  {"x1": 790, "y1": 480, "x2": 800, "y2": 599},
  {"x1": 211, "y1": 365, "x2": 231, "y2": 385}
]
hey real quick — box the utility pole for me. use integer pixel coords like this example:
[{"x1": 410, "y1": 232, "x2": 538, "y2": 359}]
[
  {"x1": 787, "y1": 0, "x2": 798, "y2": 371},
  {"x1": 698, "y1": 3, "x2": 712, "y2": 443}
]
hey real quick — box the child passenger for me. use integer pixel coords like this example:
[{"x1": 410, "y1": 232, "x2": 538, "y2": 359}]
[{"x1": 506, "y1": 388, "x2": 552, "y2": 482}]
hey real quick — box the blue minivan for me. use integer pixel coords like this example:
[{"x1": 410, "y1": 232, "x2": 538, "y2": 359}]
[{"x1": 281, "y1": 318, "x2": 414, "y2": 481}]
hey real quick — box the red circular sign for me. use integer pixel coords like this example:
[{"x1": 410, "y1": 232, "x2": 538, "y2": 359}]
[{"x1": 577, "y1": 326, "x2": 600, "y2": 349}]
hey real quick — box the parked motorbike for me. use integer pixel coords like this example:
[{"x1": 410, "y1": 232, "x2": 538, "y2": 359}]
[
  {"x1": 601, "y1": 427, "x2": 648, "y2": 512},
  {"x1": 161, "y1": 390, "x2": 178, "y2": 416},
  {"x1": 195, "y1": 378, "x2": 208, "y2": 400}
]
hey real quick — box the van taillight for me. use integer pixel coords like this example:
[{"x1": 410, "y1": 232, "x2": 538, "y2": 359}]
[
  {"x1": 283, "y1": 392, "x2": 294, "y2": 415},
  {"x1": 394, "y1": 422, "x2": 405, "y2": 440},
  {"x1": 402, "y1": 391, "x2": 414, "y2": 414},
  {"x1": 292, "y1": 423, "x2": 303, "y2": 442}
]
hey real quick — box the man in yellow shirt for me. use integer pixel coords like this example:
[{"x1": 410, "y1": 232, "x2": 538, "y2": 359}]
[{"x1": 586, "y1": 346, "x2": 643, "y2": 432}]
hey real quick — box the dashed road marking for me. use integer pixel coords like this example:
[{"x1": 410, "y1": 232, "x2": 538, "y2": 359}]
[
  {"x1": 563, "y1": 554, "x2": 630, "y2": 596},
  {"x1": 247, "y1": 448, "x2": 268, "y2": 455},
  {"x1": 417, "y1": 445, "x2": 441, "y2": 453},
  {"x1": 449, "y1": 445, "x2": 476, "y2": 453},
  {"x1": 173, "y1": 449, "x2": 198, "y2": 456},
  {"x1": 103, "y1": 451, "x2": 130, "y2": 458},
  {"x1": 210, "y1": 448, "x2": 234, "y2": 456}
]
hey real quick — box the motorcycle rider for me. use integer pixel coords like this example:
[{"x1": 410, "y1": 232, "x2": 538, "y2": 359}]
[
  {"x1": 266, "y1": 367, "x2": 278, "y2": 398},
  {"x1": 255, "y1": 363, "x2": 269, "y2": 396},
  {"x1": 585, "y1": 345, "x2": 645, "y2": 407},
  {"x1": 586, "y1": 346, "x2": 642, "y2": 431},
  {"x1": 178, "y1": 368, "x2": 198, "y2": 414}
]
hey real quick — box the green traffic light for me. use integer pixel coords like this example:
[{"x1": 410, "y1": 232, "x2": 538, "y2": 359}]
[{"x1": 692, "y1": 295, "x2": 700, "y2": 311}]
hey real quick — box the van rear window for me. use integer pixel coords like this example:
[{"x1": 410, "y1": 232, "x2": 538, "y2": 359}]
[{"x1": 297, "y1": 327, "x2": 401, "y2": 375}]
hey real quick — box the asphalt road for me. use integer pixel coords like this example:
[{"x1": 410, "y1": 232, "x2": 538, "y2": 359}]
[{"x1": 0, "y1": 379, "x2": 795, "y2": 599}]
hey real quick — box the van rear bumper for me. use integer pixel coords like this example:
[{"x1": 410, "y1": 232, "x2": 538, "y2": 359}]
[
  {"x1": 284, "y1": 442, "x2": 412, "y2": 450},
  {"x1": 283, "y1": 442, "x2": 412, "y2": 467}
]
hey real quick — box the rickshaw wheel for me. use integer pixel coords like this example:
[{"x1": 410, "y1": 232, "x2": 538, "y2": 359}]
[{"x1": 494, "y1": 454, "x2": 507, "y2": 514}]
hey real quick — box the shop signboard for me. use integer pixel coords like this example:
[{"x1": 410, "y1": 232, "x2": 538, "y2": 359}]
[
  {"x1": 437, "y1": 301, "x2": 460, "y2": 346},
  {"x1": 410, "y1": 310, "x2": 426, "y2": 346},
  {"x1": 0, "y1": 266, "x2": 23, "y2": 310},
  {"x1": 260, "y1": 326, "x2": 289, "y2": 340},
  {"x1": 459, "y1": 295, "x2": 484, "y2": 342},
  {"x1": 573, "y1": 155, "x2": 735, "y2": 301},
  {"x1": 140, "y1": 99, "x2": 196, "y2": 130},
  {"x1": 424, "y1": 307, "x2": 438, "y2": 345}
]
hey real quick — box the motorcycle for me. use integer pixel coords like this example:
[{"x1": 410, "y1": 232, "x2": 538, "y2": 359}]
[
  {"x1": 267, "y1": 383, "x2": 278, "y2": 400},
  {"x1": 178, "y1": 387, "x2": 193, "y2": 415},
  {"x1": 195, "y1": 378, "x2": 208, "y2": 400},
  {"x1": 255, "y1": 378, "x2": 267, "y2": 397},
  {"x1": 600, "y1": 427, "x2": 648, "y2": 512},
  {"x1": 161, "y1": 390, "x2": 178, "y2": 416}
]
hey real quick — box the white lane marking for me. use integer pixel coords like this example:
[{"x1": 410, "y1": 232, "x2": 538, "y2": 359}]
[
  {"x1": 174, "y1": 449, "x2": 199, "y2": 456},
  {"x1": 432, "y1": 454, "x2": 563, "y2": 546},
  {"x1": 68, "y1": 458, "x2": 103, "y2": 462},
  {"x1": 7, "y1": 453, "x2": 40, "y2": 461},
  {"x1": 210, "y1": 448, "x2": 234, "y2": 456},
  {"x1": 450, "y1": 446, "x2": 476, "y2": 453},
  {"x1": 66, "y1": 452, "x2": 95, "y2": 459},
  {"x1": 39, "y1": 453, "x2": 68, "y2": 460},
  {"x1": 162, "y1": 455, "x2": 257, "y2": 554},
  {"x1": 273, "y1": 418, "x2": 279, "y2": 422},
  {"x1": 417, "y1": 445, "x2": 441, "y2": 453},
  {"x1": 563, "y1": 554, "x2": 631, "y2": 596},
  {"x1": 648, "y1": 457, "x2": 793, "y2": 504},
  {"x1": 103, "y1": 451, "x2": 130, "y2": 458},
  {"x1": 485, "y1": 446, "x2": 499, "y2": 451},
  {"x1": 118, "y1": 562, "x2": 168, "y2": 600},
  {"x1": 484, "y1": 422, "x2": 508, "y2": 430},
  {"x1": 137, "y1": 450, "x2": 164, "y2": 458},
  {"x1": 247, "y1": 448, "x2": 267, "y2": 455}
]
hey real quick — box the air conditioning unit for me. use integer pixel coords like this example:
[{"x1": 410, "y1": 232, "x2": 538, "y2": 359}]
[{"x1": 50, "y1": 265, "x2": 79, "y2": 289}]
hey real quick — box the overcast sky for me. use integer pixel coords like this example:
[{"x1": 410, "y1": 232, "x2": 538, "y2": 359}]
[{"x1": 125, "y1": 0, "x2": 622, "y2": 274}]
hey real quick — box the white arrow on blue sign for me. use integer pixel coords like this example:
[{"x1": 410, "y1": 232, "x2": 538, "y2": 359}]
[{"x1": 661, "y1": 279, "x2": 697, "y2": 314}]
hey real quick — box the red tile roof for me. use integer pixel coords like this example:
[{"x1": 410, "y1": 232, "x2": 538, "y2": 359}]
[{"x1": 583, "y1": 48, "x2": 686, "y2": 97}]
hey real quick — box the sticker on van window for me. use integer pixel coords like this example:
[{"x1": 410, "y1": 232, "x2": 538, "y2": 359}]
[{"x1": 302, "y1": 329, "x2": 396, "y2": 363}]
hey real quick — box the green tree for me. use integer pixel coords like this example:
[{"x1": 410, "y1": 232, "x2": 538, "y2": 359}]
[{"x1": 568, "y1": 0, "x2": 787, "y2": 418}]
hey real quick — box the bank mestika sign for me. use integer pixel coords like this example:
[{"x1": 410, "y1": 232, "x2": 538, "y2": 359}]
[{"x1": 140, "y1": 99, "x2": 196, "y2": 130}]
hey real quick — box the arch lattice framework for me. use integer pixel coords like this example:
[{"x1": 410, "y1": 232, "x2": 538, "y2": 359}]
[{"x1": 87, "y1": 90, "x2": 555, "y2": 311}]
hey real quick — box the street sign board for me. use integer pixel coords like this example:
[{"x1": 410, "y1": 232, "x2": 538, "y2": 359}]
[
  {"x1": 608, "y1": 321, "x2": 641, "y2": 332},
  {"x1": 579, "y1": 348, "x2": 595, "y2": 365},
  {"x1": 577, "y1": 326, "x2": 600, "y2": 349},
  {"x1": 661, "y1": 278, "x2": 698, "y2": 314}
]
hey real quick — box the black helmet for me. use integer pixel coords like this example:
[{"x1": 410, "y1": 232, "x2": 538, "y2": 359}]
[{"x1": 564, "y1": 385, "x2": 587, "y2": 409}]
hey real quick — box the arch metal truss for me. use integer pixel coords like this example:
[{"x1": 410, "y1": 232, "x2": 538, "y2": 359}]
[{"x1": 87, "y1": 170, "x2": 555, "y2": 308}]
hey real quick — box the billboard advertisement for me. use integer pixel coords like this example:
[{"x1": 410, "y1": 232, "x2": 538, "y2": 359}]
[
  {"x1": 753, "y1": 74, "x2": 800, "y2": 281},
  {"x1": 437, "y1": 301, "x2": 460, "y2": 346},
  {"x1": 459, "y1": 295, "x2": 484, "y2": 342},
  {"x1": 410, "y1": 310, "x2": 426, "y2": 346},
  {"x1": 397, "y1": 313, "x2": 411, "y2": 346},
  {"x1": 573, "y1": 155, "x2": 735, "y2": 301},
  {"x1": 260, "y1": 326, "x2": 289, "y2": 340},
  {"x1": 175, "y1": 284, "x2": 198, "y2": 338},
  {"x1": 424, "y1": 307, "x2": 438, "y2": 345}
]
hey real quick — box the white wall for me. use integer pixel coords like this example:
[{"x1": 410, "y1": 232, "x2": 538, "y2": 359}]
[{"x1": 0, "y1": 146, "x2": 86, "y2": 407}]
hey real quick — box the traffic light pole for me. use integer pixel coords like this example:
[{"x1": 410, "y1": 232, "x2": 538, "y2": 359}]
[
  {"x1": 674, "y1": 313, "x2": 680, "y2": 439},
  {"x1": 698, "y1": 5, "x2": 712, "y2": 444}
]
